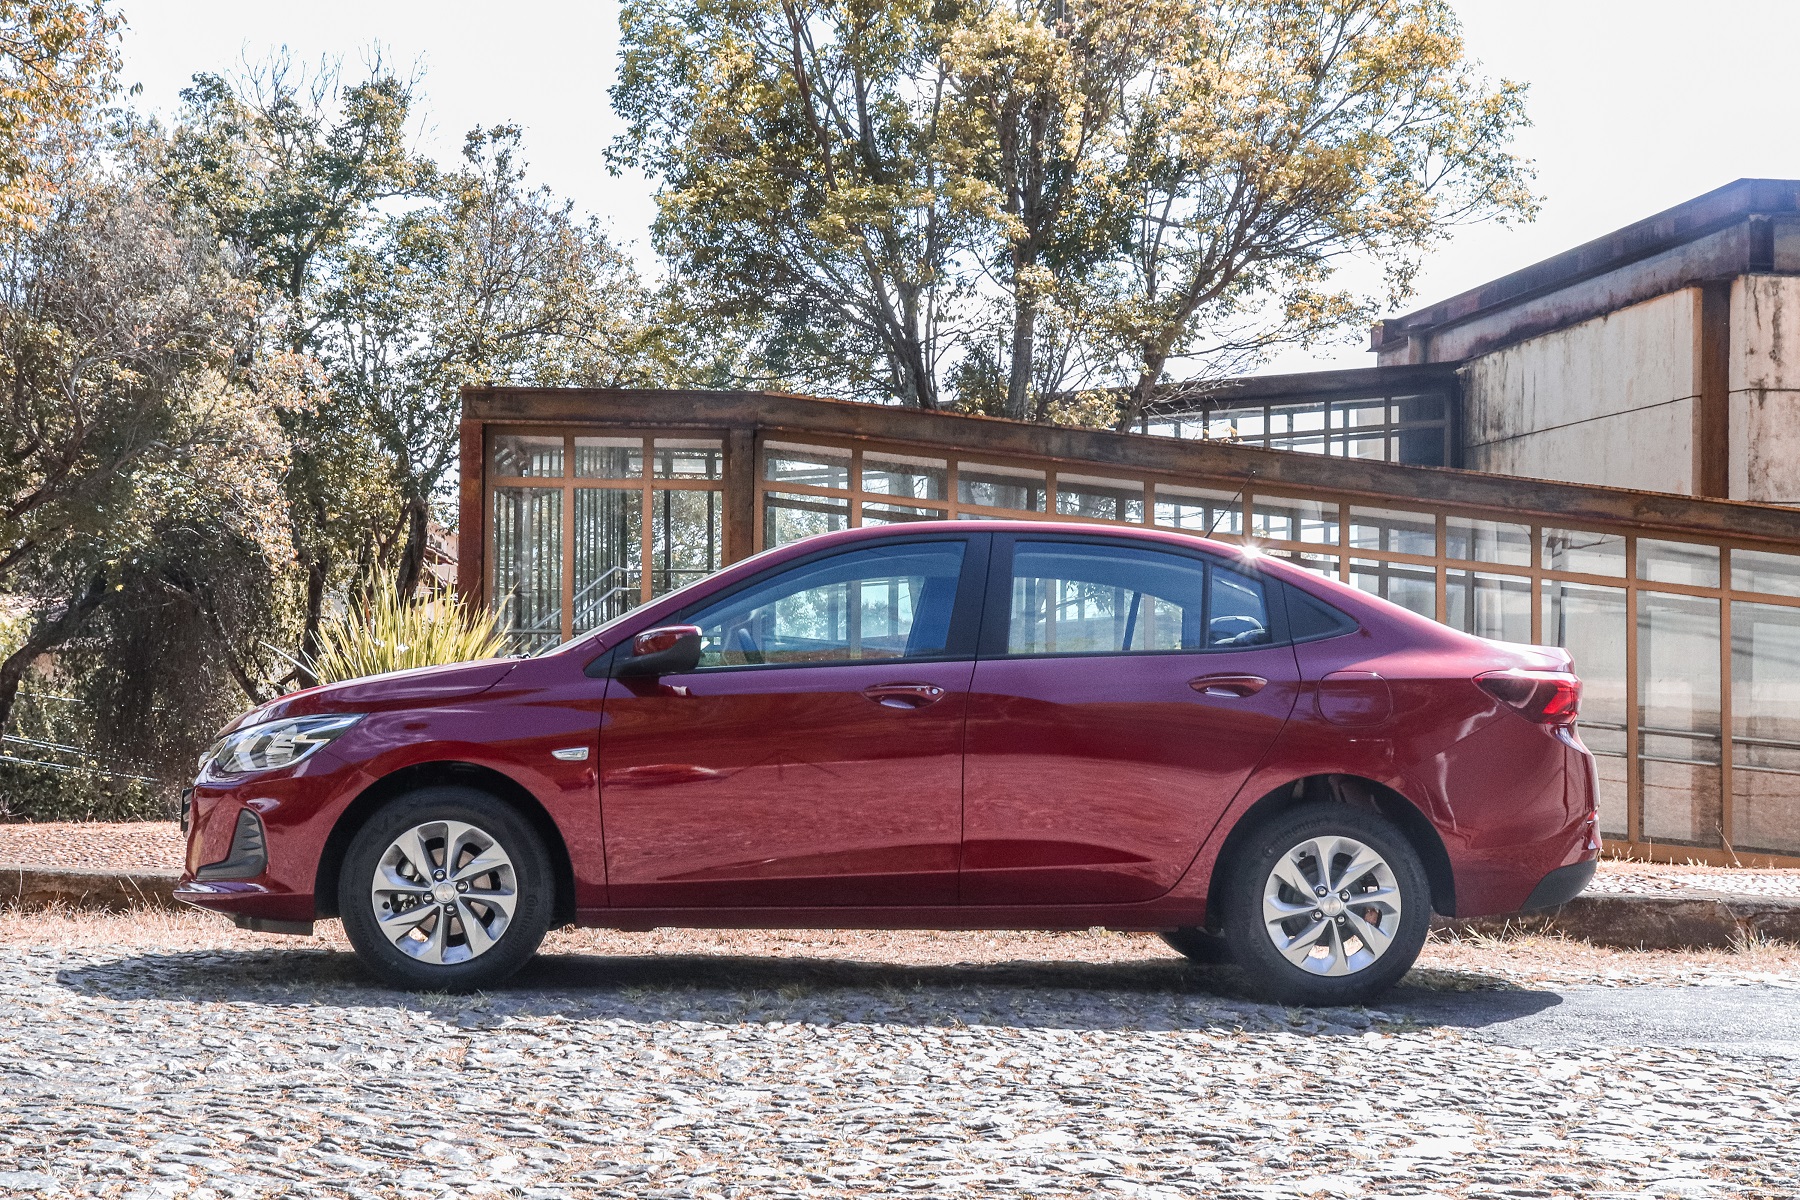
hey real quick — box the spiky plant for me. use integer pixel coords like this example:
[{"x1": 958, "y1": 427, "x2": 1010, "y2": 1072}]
[{"x1": 309, "y1": 589, "x2": 511, "y2": 685}]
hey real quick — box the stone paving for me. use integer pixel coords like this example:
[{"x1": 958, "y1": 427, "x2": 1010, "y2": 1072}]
[{"x1": 0, "y1": 932, "x2": 1796, "y2": 1199}]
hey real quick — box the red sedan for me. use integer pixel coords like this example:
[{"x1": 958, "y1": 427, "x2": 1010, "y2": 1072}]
[{"x1": 177, "y1": 522, "x2": 1598, "y2": 1006}]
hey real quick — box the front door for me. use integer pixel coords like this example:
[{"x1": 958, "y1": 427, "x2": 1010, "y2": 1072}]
[
  {"x1": 600, "y1": 535, "x2": 984, "y2": 908},
  {"x1": 961, "y1": 535, "x2": 1300, "y2": 905}
]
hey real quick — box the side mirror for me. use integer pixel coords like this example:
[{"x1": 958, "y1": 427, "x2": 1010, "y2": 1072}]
[{"x1": 613, "y1": 624, "x2": 703, "y2": 678}]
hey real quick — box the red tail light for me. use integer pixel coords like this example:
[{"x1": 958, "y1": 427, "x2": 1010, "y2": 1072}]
[{"x1": 1476, "y1": 669, "x2": 1581, "y2": 726}]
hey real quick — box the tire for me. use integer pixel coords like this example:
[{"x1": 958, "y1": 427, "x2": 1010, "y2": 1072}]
[
  {"x1": 1160, "y1": 927, "x2": 1233, "y2": 964},
  {"x1": 1220, "y1": 802, "x2": 1430, "y2": 1007},
  {"x1": 338, "y1": 787, "x2": 556, "y2": 992}
]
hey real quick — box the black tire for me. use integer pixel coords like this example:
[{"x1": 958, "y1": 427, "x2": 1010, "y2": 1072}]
[
  {"x1": 338, "y1": 786, "x2": 555, "y2": 992},
  {"x1": 1220, "y1": 802, "x2": 1430, "y2": 1007},
  {"x1": 1160, "y1": 927, "x2": 1233, "y2": 964}
]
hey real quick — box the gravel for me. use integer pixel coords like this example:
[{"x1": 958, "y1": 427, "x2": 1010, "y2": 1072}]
[{"x1": 0, "y1": 919, "x2": 1797, "y2": 1199}]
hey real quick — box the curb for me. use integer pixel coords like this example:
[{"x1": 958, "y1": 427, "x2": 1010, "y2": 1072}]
[
  {"x1": 2, "y1": 864, "x2": 1798, "y2": 949},
  {"x1": 0, "y1": 866, "x2": 183, "y2": 912},
  {"x1": 1434, "y1": 892, "x2": 1800, "y2": 950}
]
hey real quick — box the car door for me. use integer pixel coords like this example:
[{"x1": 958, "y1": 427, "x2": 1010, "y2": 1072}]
[
  {"x1": 599, "y1": 534, "x2": 986, "y2": 908},
  {"x1": 960, "y1": 534, "x2": 1301, "y2": 905}
]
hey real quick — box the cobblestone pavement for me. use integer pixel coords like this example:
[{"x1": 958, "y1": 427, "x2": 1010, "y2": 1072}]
[{"x1": 1, "y1": 931, "x2": 1797, "y2": 1200}]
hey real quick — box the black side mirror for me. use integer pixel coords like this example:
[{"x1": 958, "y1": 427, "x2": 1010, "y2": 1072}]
[{"x1": 613, "y1": 624, "x2": 703, "y2": 678}]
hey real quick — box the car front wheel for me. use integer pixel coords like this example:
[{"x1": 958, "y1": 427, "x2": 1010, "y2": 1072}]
[
  {"x1": 339, "y1": 787, "x2": 555, "y2": 991},
  {"x1": 1221, "y1": 802, "x2": 1430, "y2": 1007}
]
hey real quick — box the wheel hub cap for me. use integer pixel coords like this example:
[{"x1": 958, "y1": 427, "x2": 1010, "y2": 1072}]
[
  {"x1": 1261, "y1": 833, "x2": 1402, "y2": 977},
  {"x1": 371, "y1": 819, "x2": 518, "y2": 966}
]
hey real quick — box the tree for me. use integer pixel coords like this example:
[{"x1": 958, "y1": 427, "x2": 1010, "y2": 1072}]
[
  {"x1": 1095, "y1": 0, "x2": 1535, "y2": 428},
  {"x1": 0, "y1": 0, "x2": 119, "y2": 227},
  {"x1": 941, "y1": 0, "x2": 1166, "y2": 419},
  {"x1": 612, "y1": 0, "x2": 980, "y2": 409},
  {"x1": 158, "y1": 53, "x2": 433, "y2": 676},
  {"x1": 321, "y1": 125, "x2": 660, "y2": 598},
  {"x1": 0, "y1": 152, "x2": 286, "y2": 736}
]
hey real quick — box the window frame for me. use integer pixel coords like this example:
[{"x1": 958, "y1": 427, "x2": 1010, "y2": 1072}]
[
  {"x1": 976, "y1": 532, "x2": 1293, "y2": 661},
  {"x1": 648, "y1": 531, "x2": 992, "y2": 674}
]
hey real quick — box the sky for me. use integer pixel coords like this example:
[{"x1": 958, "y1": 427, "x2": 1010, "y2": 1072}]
[{"x1": 118, "y1": 0, "x2": 1800, "y2": 375}]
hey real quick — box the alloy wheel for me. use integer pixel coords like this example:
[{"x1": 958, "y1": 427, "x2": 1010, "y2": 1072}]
[
  {"x1": 369, "y1": 819, "x2": 518, "y2": 965},
  {"x1": 1260, "y1": 834, "x2": 1403, "y2": 977}
]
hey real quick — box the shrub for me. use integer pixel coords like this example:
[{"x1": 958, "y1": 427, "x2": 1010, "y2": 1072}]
[
  {"x1": 0, "y1": 760, "x2": 172, "y2": 822},
  {"x1": 309, "y1": 589, "x2": 511, "y2": 685}
]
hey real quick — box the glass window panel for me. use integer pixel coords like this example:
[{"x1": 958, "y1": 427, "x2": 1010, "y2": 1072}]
[
  {"x1": 491, "y1": 487, "x2": 562, "y2": 652},
  {"x1": 958, "y1": 463, "x2": 1046, "y2": 512},
  {"x1": 1446, "y1": 516, "x2": 1532, "y2": 566},
  {"x1": 1268, "y1": 434, "x2": 1326, "y2": 455},
  {"x1": 1394, "y1": 394, "x2": 1446, "y2": 422},
  {"x1": 573, "y1": 436, "x2": 642, "y2": 479},
  {"x1": 1267, "y1": 401, "x2": 1326, "y2": 435},
  {"x1": 1542, "y1": 582, "x2": 1628, "y2": 729},
  {"x1": 1542, "y1": 527, "x2": 1626, "y2": 576},
  {"x1": 1446, "y1": 571, "x2": 1531, "y2": 643},
  {"x1": 1638, "y1": 538, "x2": 1720, "y2": 589},
  {"x1": 492, "y1": 434, "x2": 564, "y2": 479},
  {"x1": 1251, "y1": 495, "x2": 1339, "y2": 544},
  {"x1": 863, "y1": 453, "x2": 948, "y2": 501},
  {"x1": 1732, "y1": 600, "x2": 1800, "y2": 855},
  {"x1": 1336, "y1": 399, "x2": 1391, "y2": 429},
  {"x1": 1347, "y1": 507, "x2": 1435, "y2": 556},
  {"x1": 763, "y1": 441, "x2": 851, "y2": 489},
  {"x1": 1350, "y1": 559, "x2": 1436, "y2": 620},
  {"x1": 1394, "y1": 423, "x2": 1447, "y2": 467},
  {"x1": 1006, "y1": 542, "x2": 1266, "y2": 654},
  {"x1": 1274, "y1": 552, "x2": 1339, "y2": 578},
  {"x1": 1344, "y1": 433, "x2": 1388, "y2": 461},
  {"x1": 763, "y1": 491, "x2": 849, "y2": 548},
  {"x1": 862, "y1": 502, "x2": 946, "y2": 526},
  {"x1": 651, "y1": 489, "x2": 722, "y2": 597},
  {"x1": 686, "y1": 542, "x2": 967, "y2": 667},
  {"x1": 652, "y1": 438, "x2": 722, "y2": 480},
  {"x1": 1055, "y1": 473, "x2": 1145, "y2": 522},
  {"x1": 1155, "y1": 484, "x2": 1242, "y2": 536},
  {"x1": 1732, "y1": 547, "x2": 1800, "y2": 598},
  {"x1": 1638, "y1": 592, "x2": 1722, "y2": 846},
  {"x1": 573, "y1": 488, "x2": 641, "y2": 631}
]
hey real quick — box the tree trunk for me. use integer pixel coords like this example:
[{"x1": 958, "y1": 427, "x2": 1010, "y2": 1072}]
[
  {"x1": 0, "y1": 573, "x2": 108, "y2": 736},
  {"x1": 1005, "y1": 292, "x2": 1036, "y2": 421},
  {"x1": 296, "y1": 556, "x2": 328, "y2": 689},
  {"x1": 1116, "y1": 351, "x2": 1167, "y2": 433},
  {"x1": 393, "y1": 496, "x2": 430, "y2": 601}
]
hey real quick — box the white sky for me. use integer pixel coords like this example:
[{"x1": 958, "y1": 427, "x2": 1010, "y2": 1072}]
[{"x1": 119, "y1": 0, "x2": 1800, "y2": 375}]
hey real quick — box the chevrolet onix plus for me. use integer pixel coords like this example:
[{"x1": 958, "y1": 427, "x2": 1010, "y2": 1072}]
[{"x1": 178, "y1": 522, "x2": 1598, "y2": 1005}]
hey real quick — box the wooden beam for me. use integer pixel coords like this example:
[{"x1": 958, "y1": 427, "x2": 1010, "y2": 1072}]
[
  {"x1": 464, "y1": 386, "x2": 1800, "y2": 547},
  {"x1": 456, "y1": 416, "x2": 484, "y2": 602},
  {"x1": 1696, "y1": 281, "x2": 1732, "y2": 498}
]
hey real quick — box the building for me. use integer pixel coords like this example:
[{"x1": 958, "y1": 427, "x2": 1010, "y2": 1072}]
[{"x1": 455, "y1": 182, "x2": 1800, "y2": 870}]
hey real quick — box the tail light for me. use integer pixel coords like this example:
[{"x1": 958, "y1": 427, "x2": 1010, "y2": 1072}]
[{"x1": 1476, "y1": 668, "x2": 1581, "y2": 726}]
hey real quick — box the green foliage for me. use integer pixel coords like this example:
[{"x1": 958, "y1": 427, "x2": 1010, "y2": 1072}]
[
  {"x1": 0, "y1": 760, "x2": 168, "y2": 822},
  {"x1": 309, "y1": 589, "x2": 510, "y2": 685},
  {"x1": 615, "y1": 0, "x2": 1537, "y2": 424}
]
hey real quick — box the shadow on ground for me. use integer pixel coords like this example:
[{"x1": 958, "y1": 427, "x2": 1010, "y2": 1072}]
[{"x1": 51, "y1": 946, "x2": 1556, "y2": 1033}]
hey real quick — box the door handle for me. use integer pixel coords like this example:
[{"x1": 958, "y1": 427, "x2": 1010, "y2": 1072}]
[
  {"x1": 862, "y1": 682, "x2": 946, "y2": 709},
  {"x1": 1189, "y1": 673, "x2": 1268, "y2": 698}
]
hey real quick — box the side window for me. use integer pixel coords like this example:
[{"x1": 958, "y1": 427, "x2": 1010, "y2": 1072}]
[
  {"x1": 684, "y1": 541, "x2": 967, "y2": 667},
  {"x1": 1006, "y1": 541, "x2": 1272, "y2": 655}
]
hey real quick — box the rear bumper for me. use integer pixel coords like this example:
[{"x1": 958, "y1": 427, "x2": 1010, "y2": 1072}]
[{"x1": 1520, "y1": 858, "x2": 1597, "y2": 911}]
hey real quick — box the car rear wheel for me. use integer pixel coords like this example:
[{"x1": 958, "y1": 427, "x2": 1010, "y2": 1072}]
[
  {"x1": 339, "y1": 787, "x2": 555, "y2": 991},
  {"x1": 1160, "y1": 927, "x2": 1233, "y2": 964},
  {"x1": 1221, "y1": 802, "x2": 1430, "y2": 1007}
]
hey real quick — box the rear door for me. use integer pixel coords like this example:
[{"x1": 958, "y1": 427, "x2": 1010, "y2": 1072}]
[{"x1": 960, "y1": 535, "x2": 1300, "y2": 905}]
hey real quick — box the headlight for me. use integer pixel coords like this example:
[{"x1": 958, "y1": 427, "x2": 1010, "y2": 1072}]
[{"x1": 203, "y1": 714, "x2": 364, "y2": 779}]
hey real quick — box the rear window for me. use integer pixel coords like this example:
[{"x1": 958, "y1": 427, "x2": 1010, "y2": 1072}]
[{"x1": 1283, "y1": 583, "x2": 1359, "y2": 642}]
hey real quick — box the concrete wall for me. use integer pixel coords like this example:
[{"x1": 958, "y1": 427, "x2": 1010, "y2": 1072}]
[
  {"x1": 1731, "y1": 275, "x2": 1800, "y2": 504},
  {"x1": 1460, "y1": 289, "x2": 1700, "y2": 493}
]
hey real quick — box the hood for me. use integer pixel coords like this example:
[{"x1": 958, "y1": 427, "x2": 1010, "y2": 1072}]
[{"x1": 231, "y1": 658, "x2": 520, "y2": 730}]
